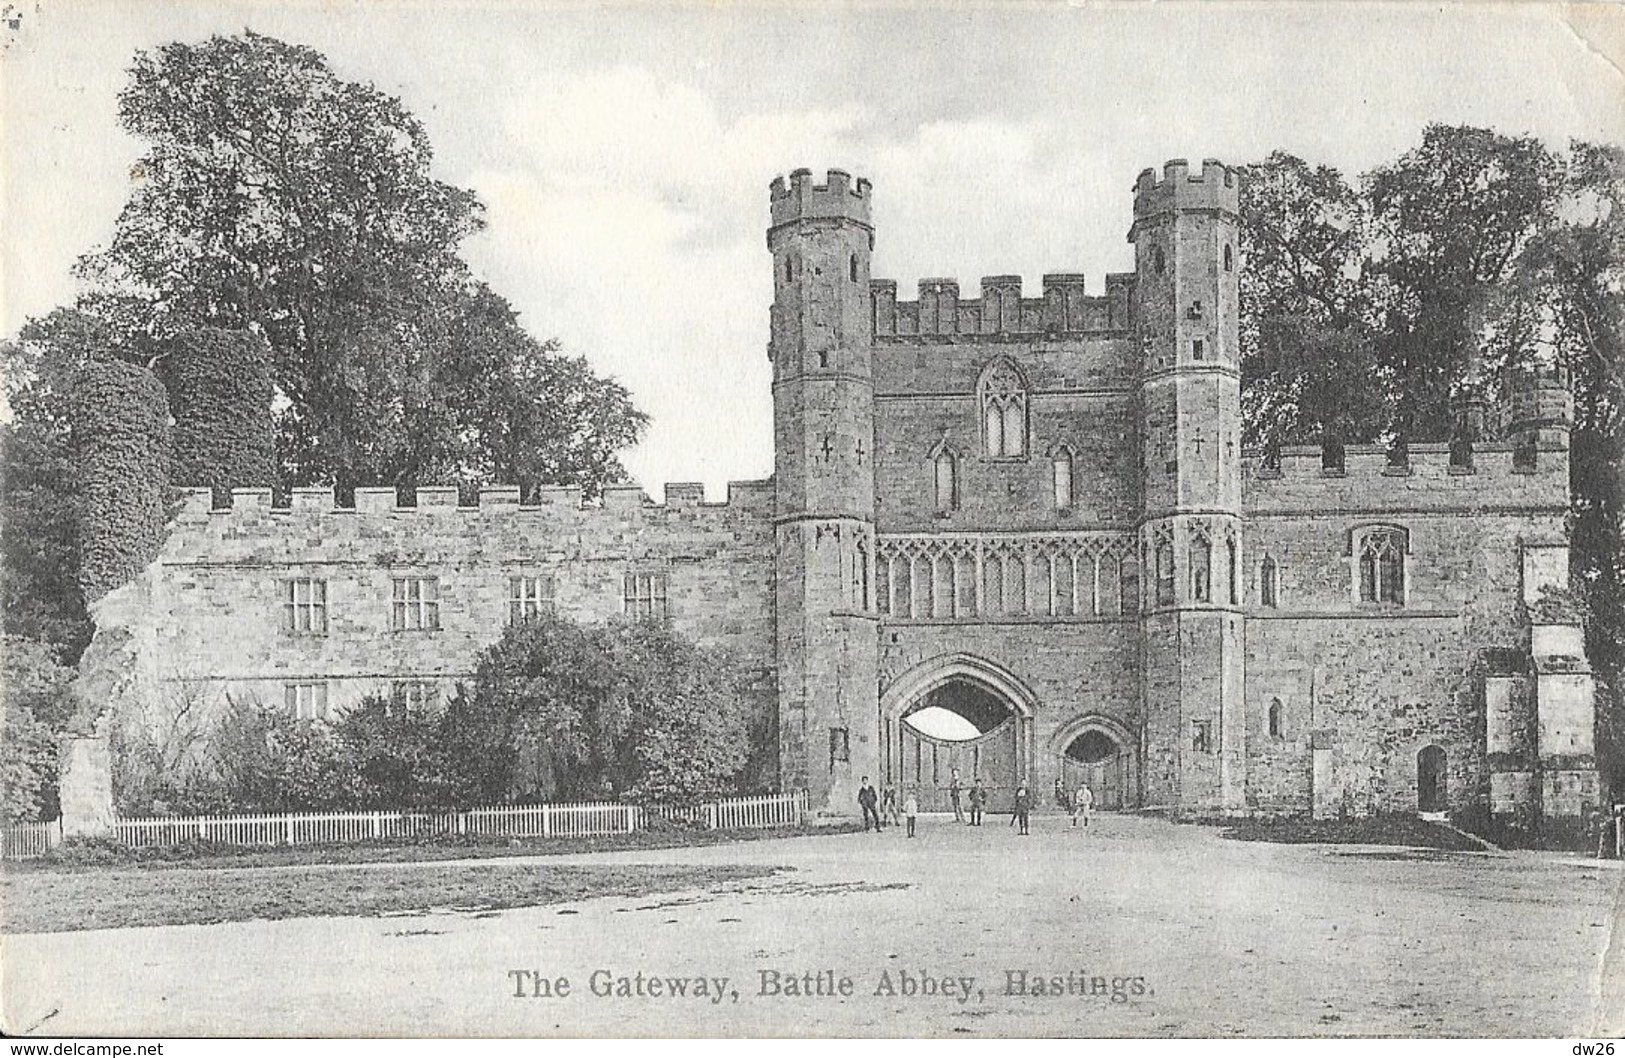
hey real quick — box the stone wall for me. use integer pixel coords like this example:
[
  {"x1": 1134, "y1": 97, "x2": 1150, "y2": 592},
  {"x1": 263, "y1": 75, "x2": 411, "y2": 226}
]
[
  {"x1": 116, "y1": 481, "x2": 780, "y2": 782},
  {"x1": 872, "y1": 335, "x2": 1141, "y2": 533},
  {"x1": 878, "y1": 618, "x2": 1142, "y2": 799},
  {"x1": 1239, "y1": 449, "x2": 1569, "y2": 815}
]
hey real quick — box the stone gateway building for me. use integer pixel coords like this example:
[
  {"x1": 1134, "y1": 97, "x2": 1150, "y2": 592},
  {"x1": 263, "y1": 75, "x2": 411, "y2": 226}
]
[{"x1": 86, "y1": 160, "x2": 1603, "y2": 837}]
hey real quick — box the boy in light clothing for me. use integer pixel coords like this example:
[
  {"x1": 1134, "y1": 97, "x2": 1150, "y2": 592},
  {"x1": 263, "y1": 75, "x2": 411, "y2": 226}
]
[
  {"x1": 1073, "y1": 783, "x2": 1094, "y2": 828},
  {"x1": 903, "y1": 792, "x2": 920, "y2": 837}
]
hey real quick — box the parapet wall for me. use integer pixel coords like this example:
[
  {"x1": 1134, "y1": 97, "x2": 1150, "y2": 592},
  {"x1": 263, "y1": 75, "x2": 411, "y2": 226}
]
[
  {"x1": 1132, "y1": 158, "x2": 1240, "y2": 220},
  {"x1": 872, "y1": 272, "x2": 1135, "y2": 338},
  {"x1": 183, "y1": 479, "x2": 776, "y2": 521},
  {"x1": 1243, "y1": 441, "x2": 1570, "y2": 514}
]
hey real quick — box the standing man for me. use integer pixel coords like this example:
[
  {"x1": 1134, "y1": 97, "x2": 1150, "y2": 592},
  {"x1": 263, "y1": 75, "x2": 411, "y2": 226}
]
[
  {"x1": 903, "y1": 790, "x2": 920, "y2": 838},
  {"x1": 881, "y1": 782, "x2": 901, "y2": 828},
  {"x1": 858, "y1": 776, "x2": 881, "y2": 833},
  {"x1": 968, "y1": 779, "x2": 987, "y2": 826},
  {"x1": 949, "y1": 767, "x2": 965, "y2": 824},
  {"x1": 1013, "y1": 784, "x2": 1032, "y2": 836},
  {"x1": 1073, "y1": 783, "x2": 1094, "y2": 828}
]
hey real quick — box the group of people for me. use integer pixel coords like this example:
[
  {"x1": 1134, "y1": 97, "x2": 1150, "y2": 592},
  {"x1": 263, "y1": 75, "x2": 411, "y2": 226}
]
[{"x1": 856, "y1": 768, "x2": 1095, "y2": 837}]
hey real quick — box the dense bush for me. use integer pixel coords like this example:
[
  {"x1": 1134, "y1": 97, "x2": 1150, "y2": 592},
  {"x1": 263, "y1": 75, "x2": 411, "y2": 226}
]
[
  {"x1": 207, "y1": 696, "x2": 357, "y2": 813},
  {"x1": 100, "y1": 615, "x2": 756, "y2": 815},
  {"x1": 331, "y1": 696, "x2": 452, "y2": 809},
  {"x1": 445, "y1": 615, "x2": 752, "y2": 806}
]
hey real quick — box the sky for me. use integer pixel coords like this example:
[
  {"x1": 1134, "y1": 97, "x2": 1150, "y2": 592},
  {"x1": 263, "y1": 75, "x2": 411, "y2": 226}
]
[{"x1": 5, "y1": 1, "x2": 1623, "y2": 496}]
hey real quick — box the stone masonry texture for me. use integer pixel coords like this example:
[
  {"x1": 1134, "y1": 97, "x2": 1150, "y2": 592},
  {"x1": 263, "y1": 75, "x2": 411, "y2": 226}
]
[{"x1": 74, "y1": 161, "x2": 1601, "y2": 839}]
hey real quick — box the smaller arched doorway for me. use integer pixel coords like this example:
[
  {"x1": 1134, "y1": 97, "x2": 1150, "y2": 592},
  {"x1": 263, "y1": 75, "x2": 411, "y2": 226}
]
[
  {"x1": 1053, "y1": 717, "x2": 1139, "y2": 811},
  {"x1": 1417, "y1": 745, "x2": 1447, "y2": 813}
]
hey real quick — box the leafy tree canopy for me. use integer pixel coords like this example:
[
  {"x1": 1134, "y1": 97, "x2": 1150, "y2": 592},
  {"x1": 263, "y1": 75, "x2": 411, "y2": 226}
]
[{"x1": 22, "y1": 30, "x2": 645, "y2": 500}]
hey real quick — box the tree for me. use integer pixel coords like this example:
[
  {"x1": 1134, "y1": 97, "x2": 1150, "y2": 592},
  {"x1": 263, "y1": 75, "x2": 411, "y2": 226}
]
[
  {"x1": 0, "y1": 636, "x2": 77, "y2": 823},
  {"x1": 1512, "y1": 141, "x2": 1625, "y2": 794},
  {"x1": 1236, "y1": 152, "x2": 1385, "y2": 449},
  {"x1": 71, "y1": 31, "x2": 645, "y2": 498},
  {"x1": 1239, "y1": 128, "x2": 1625, "y2": 794},
  {"x1": 3, "y1": 33, "x2": 646, "y2": 657},
  {"x1": 0, "y1": 422, "x2": 90, "y2": 659},
  {"x1": 1, "y1": 310, "x2": 137, "y2": 659},
  {"x1": 446, "y1": 615, "x2": 752, "y2": 805},
  {"x1": 1364, "y1": 125, "x2": 1563, "y2": 441}
]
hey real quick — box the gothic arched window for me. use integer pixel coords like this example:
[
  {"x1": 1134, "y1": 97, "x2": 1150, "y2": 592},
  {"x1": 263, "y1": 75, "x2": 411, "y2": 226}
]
[
  {"x1": 1191, "y1": 535, "x2": 1212, "y2": 603},
  {"x1": 933, "y1": 447, "x2": 959, "y2": 513},
  {"x1": 1356, "y1": 527, "x2": 1407, "y2": 604},
  {"x1": 1223, "y1": 244, "x2": 1233, "y2": 273},
  {"x1": 1268, "y1": 698, "x2": 1283, "y2": 737},
  {"x1": 1226, "y1": 536, "x2": 1239, "y2": 605},
  {"x1": 1259, "y1": 554, "x2": 1279, "y2": 608},
  {"x1": 1119, "y1": 555, "x2": 1141, "y2": 615},
  {"x1": 980, "y1": 359, "x2": 1028, "y2": 459},
  {"x1": 1051, "y1": 446, "x2": 1074, "y2": 510},
  {"x1": 1154, "y1": 541, "x2": 1175, "y2": 606}
]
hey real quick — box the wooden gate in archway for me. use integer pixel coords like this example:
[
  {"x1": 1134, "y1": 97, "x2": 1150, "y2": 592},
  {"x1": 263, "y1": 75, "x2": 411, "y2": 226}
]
[
  {"x1": 1059, "y1": 751, "x2": 1127, "y2": 810},
  {"x1": 1053, "y1": 721, "x2": 1139, "y2": 811},
  {"x1": 893, "y1": 716, "x2": 1019, "y2": 813}
]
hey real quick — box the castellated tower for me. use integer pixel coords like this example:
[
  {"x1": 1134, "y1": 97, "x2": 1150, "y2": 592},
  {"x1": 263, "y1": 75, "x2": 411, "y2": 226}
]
[
  {"x1": 767, "y1": 169, "x2": 881, "y2": 816},
  {"x1": 1131, "y1": 159, "x2": 1247, "y2": 813}
]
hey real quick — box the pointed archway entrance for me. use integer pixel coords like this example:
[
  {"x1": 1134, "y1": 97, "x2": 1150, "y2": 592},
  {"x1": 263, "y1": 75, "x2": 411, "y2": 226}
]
[
  {"x1": 879, "y1": 654, "x2": 1037, "y2": 812},
  {"x1": 1050, "y1": 714, "x2": 1140, "y2": 811}
]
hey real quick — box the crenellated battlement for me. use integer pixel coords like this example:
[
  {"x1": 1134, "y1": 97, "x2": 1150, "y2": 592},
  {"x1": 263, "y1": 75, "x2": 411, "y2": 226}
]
[
  {"x1": 1242, "y1": 441, "x2": 1570, "y2": 514},
  {"x1": 769, "y1": 167, "x2": 872, "y2": 231},
  {"x1": 1132, "y1": 158, "x2": 1240, "y2": 220},
  {"x1": 177, "y1": 479, "x2": 778, "y2": 522},
  {"x1": 870, "y1": 272, "x2": 1135, "y2": 338}
]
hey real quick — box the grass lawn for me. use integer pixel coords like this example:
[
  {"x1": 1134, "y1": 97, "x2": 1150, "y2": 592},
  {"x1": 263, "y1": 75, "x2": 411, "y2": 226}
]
[
  {"x1": 1218, "y1": 813, "x2": 1488, "y2": 851},
  {"x1": 9, "y1": 822, "x2": 859, "y2": 873},
  {"x1": 1, "y1": 860, "x2": 779, "y2": 934}
]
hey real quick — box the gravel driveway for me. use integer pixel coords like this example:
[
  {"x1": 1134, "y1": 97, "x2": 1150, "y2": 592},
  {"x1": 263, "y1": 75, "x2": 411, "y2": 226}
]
[{"x1": 4, "y1": 813, "x2": 1620, "y2": 1037}]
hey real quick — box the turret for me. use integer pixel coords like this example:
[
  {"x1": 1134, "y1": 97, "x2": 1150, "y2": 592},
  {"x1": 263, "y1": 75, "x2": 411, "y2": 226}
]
[
  {"x1": 1508, "y1": 361, "x2": 1573, "y2": 469},
  {"x1": 1130, "y1": 158, "x2": 1246, "y2": 814},
  {"x1": 768, "y1": 168, "x2": 880, "y2": 818}
]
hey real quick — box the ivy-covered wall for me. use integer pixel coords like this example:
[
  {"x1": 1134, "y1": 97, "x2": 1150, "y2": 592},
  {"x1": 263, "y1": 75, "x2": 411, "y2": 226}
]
[
  {"x1": 69, "y1": 358, "x2": 171, "y2": 602},
  {"x1": 163, "y1": 327, "x2": 275, "y2": 498}
]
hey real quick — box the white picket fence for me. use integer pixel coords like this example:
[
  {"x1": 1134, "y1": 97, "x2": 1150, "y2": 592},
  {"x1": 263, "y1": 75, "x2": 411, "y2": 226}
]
[
  {"x1": 2, "y1": 819, "x2": 63, "y2": 859},
  {"x1": 708, "y1": 790, "x2": 808, "y2": 830},
  {"x1": 2, "y1": 791, "x2": 808, "y2": 860}
]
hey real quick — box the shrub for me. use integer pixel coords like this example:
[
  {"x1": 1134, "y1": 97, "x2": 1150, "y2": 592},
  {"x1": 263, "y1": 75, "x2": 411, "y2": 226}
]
[
  {"x1": 446, "y1": 615, "x2": 752, "y2": 806},
  {"x1": 329, "y1": 695, "x2": 453, "y2": 809},
  {"x1": 207, "y1": 695, "x2": 355, "y2": 812}
]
